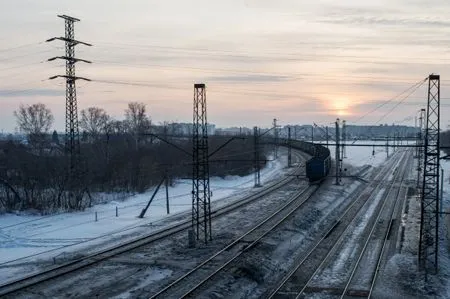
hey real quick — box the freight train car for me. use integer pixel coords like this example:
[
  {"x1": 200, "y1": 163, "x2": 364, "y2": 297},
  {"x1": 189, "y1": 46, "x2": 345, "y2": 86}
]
[
  {"x1": 305, "y1": 143, "x2": 331, "y2": 183},
  {"x1": 305, "y1": 154, "x2": 331, "y2": 182},
  {"x1": 283, "y1": 140, "x2": 331, "y2": 182},
  {"x1": 271, "y1": 139, "x2": 331, "y2": 182}
]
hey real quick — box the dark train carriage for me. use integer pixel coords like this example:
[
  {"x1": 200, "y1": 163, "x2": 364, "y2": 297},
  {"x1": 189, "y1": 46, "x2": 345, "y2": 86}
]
[
  {"x1": 283, "y1": 139, "x2": 331, "y2": 182},
  {"x1": 305, "y1": 144, "x2": 331, "y2": 183},
  {"x1": 306, "y1": 157, "x2": 327, "y2": 182}
]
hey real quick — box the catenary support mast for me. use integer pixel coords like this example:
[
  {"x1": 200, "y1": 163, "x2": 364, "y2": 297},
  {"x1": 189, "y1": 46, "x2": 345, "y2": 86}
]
[
  {"x1": 192, "y1": 83, "x2": 211, "y2": 244},
  {"x1": 419, "y1": 74, "x2": 440, "y2": 274}
]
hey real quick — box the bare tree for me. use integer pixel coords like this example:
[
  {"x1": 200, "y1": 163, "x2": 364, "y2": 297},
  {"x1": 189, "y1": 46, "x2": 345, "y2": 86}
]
[
  {"x1": 14, "y1": 103, "x2": 54, "y2": 145},
  {"x1": 125, "y1": 102, "x2": 151, "y2": 148},
  {"x1": 80, "y1": 107, "x2": 110, "y2": 139}
]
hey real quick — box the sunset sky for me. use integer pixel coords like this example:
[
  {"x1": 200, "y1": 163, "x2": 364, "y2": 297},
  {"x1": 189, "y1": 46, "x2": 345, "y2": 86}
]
[{"x1": 1, "y1": 0, "x2": 450, "y2": 132}]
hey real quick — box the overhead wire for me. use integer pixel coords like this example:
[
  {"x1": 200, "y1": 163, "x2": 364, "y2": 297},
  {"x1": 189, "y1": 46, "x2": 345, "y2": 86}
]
[
  {"x1": 374, "y1": 78, "x2": 428, "y2": 125},
  {"x1": 92, "y1": 59, "x2": 429, "y2": 85},
  {"x1": 349, "y1": 77, "x2": 428, "y2": 125},
  {"x1": 0, "y1": 41, "x2": 44, "y2": 53},
  {"x1": 92, "y1": 41, "x2": 450, "y2": 65}
]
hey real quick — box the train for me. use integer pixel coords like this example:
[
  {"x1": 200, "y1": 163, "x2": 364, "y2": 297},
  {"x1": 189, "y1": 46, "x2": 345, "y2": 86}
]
[{"x1": 280, "y1": 139, "x2": 332, "y2": 183}]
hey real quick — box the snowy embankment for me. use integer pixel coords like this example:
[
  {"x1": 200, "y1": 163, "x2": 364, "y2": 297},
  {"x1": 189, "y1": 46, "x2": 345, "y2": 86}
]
[
  {"x1": 0, "y1": 141, "x2": 392, "y2": 286},
  {"x1": 373, "y1": 150, "x2": 450, "y2": 298},
  {"x1": 0, "y1": 153, "x2": 290, "y2": 273}
]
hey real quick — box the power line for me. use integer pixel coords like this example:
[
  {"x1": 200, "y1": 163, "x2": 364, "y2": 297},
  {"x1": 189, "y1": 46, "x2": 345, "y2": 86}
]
[
  {"x1": 92, "y1": 41, "x2": 450, "y2": 65},
  {"x1": 374, "y1": 79, "x2": 427, "y2": 125},
  {"x1": 349, "y1": 77, "x2": 428, "y2": 124},
  {"x1": 0, "y1": 49, "x2": 53, "y2": 63},
  {"x1": 0, "y1": 42, "x2": 44, "y2": 53},
  {"x1": 92, "y1": 59, "x2": 432, "y2": 84}
]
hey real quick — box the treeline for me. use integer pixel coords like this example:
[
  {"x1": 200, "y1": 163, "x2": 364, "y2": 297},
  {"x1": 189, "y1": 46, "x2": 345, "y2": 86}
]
[{"x1": 0, "y1": 103, "x2": 265, "y2": 213}]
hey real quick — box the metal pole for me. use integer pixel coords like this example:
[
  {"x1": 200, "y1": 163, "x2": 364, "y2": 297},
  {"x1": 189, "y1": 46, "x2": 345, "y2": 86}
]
[
  {"x1": 440, "y1": 168, "x2": 444, "y2": 219},
  {"x1": 386, "y1": 136, "x2": 389, "y2": 158},
  {"x1": 326, "y1": 126, "x2": 329, "y2": 148},
  {"x1": 165, "y1": 170, "x2": 170, "y2": 214},
  {"x1": 254, "y1": 126, "x2": 261, "y2": 187},
  {"x1": 311, "y1": 125, "x2": 314, "y2": 143},
  {"x1": 335, "y1": 119, "x2": 340, "y2": 185},
  {"x1": 139, "y1": 176, "x2": 165, "y2": 218},
  {"x1": 273, "y1": 118, "x2": 278, "y2": 159},
  {"x1": 288, "y1": 126, "x2": 292, "y2": 168},
  {"x1": 342, "y1": 120, "x2": 347, "y2": 158}
]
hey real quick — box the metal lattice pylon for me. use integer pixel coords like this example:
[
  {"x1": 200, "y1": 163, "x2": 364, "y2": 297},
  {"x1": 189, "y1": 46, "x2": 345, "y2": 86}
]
[
  {"x1": 192, "y1": 83, "x2": 211, "y2": 244},
  {"x1": 419, "y1": 74, "x2": 440, "y2": 273},
  {"x1": 47, "y1": 15, "x2": 91, "y2": 193}
]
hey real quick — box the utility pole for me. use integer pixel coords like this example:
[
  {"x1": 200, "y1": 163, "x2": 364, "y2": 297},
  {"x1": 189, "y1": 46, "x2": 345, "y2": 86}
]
[
  {"x1": 417, "y1": 109, "x2": 425, "y2": 189},
  {"x1": 335, "y1": 119, "x2": 340, "y2": 185},
  {"x1": 415, "y1": 116, "x2": 418, "y2": 158},
  {"x1": 273, "y1": 118, "x2": 279, "y2": 159},
  {"x1": 165, "y1": 170, "x2": 170, "y2": 214},
  {"x1": 419, "y1": 74, "x2": 440, "y2": 274},
  {"x1": 47, "y1": 15, "x2": 92, "y2": 203},
  {"x1": 342, "y1": 120, "x2": 347, "y2": 158},
  {"x1": 288, "y1": 126, "x2": 292, "y2": 168},
  {"x1": 440, "y1": 168, "x2": 444, "y2": 218},
  {"x1": 254, "y1": 126, "x2": 261, "y2": 187},
  {"x1": 326, "y1": 126, "x2": 329, "y2": 148},
  {"x1": 192, "y1": 83, "x2": 211, "y2": 244},
  {"x1": 386, "y1": 136, "x2": 389, "y2": 158}
]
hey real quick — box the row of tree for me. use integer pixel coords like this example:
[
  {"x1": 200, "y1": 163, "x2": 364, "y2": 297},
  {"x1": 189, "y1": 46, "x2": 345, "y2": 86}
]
[{"x1": 0, "y1": 103, "x2": 265, "y2": 213}]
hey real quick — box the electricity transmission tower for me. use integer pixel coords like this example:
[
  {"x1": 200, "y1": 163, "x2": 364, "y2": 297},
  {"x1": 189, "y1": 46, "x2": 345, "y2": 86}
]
[
  {"x1": 419, "y1": 74, "x2": 440, "y2": 274},
  {"x1": 192, "y1": 83, "x2": 211, "y2": 244},
  {"x1": 47, "y1": 15, "x2": 91, "y2": 195}
]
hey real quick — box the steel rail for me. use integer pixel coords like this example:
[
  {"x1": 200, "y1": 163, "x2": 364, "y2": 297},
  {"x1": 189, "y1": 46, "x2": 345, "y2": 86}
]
[
  {"x1": 338, "y1": 151, "x2": 411, "y2": 298},
  {"x1": 150, "y1": 184, "x2": 319, "y2": 298},
  {"x1": 367, "y1": 151, "x2": 412, "y2": 298},
  {"x1": 297, "y1": 151, "x2": 409, "y2": 299},
  {"x1": 0, "y1": 152, "x2": 308, "y2": 297},
  {"x1": 265, "y1": 150, "x2": 407, "y2": 298}
]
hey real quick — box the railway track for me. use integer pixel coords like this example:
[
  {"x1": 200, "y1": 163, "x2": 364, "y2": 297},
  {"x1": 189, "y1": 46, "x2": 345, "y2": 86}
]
[
  {"x1": 340, "y1": 150, "x2": 413, "y2": 299},
  {"x1": 149, "y1": 183, "x2": 319, "y2": 298},
  {"x1": 0, "y1": 152, "x2": 309, "y2": 297},
  {"x1": 266, "y1": 150, "x2": 412, "y2": 299}
]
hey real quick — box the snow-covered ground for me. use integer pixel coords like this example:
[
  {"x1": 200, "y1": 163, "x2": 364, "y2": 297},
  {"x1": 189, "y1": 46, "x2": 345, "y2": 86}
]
[
  {"x1": 0, "y1": 140, "x2": 398, "y2": 289},
  {"x1": 374, "y1": 150, "x2": 450, "y2": 298},
  {"x1": 0, "y1": 153, "x2": 293, "y2": 270}
]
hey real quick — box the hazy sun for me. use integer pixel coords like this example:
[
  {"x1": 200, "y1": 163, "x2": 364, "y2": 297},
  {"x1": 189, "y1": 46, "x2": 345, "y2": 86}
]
[{"x1": 330, "y1": 97, "x2": 351, "y2": 116}]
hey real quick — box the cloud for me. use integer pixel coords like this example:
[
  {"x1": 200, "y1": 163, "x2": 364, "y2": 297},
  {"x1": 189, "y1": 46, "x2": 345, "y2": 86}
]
[
  {"x1": 319, "y1": 15, "x2": 450, "y2": 28},
  {"x1": 0, "y1": 89, "x2": 63, "y2": 98},
  {"x1": 205, "y1": 74, "x2": 292, "y2": 83}
]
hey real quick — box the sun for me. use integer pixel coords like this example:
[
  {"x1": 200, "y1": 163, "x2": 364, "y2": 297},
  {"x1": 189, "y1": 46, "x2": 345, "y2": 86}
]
[{"x1": 330, "y1": 97, "x2": 351, "y2": 116}]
